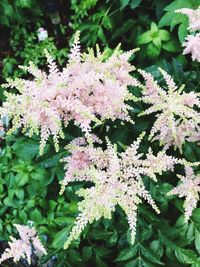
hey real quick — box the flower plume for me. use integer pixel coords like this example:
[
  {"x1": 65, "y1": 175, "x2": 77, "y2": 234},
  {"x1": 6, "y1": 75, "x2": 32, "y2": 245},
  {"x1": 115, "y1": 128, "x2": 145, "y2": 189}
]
[
  {"x1": 60, "y1": 135, "x2": 178, "y2": 249},
  {"x1": 1, "y1": 33, "x2": 138, "y2": 154}
]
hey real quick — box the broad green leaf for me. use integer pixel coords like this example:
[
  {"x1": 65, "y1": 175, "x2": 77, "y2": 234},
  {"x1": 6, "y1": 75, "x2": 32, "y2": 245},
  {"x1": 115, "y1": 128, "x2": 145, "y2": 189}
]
[
  {"x1": 138, "y1": 31, "x2": 153, "y2": 45},
  {"x1": 158, "y1": 30, "x2": 170, "y2": 41},
  {"x1": 130, "y1": 0, "x2": 142, "y2": 9},
  {"x1": 120, "y1": 0, "x2": 130, "y2": 10},
  {"x1": 15, "y1": 188, "x2": 24, "y2": 200},
  {"x1": 175, "y1": 248, "x2": 198, "y2": 264},
  {"x1": 30, "y1": 208, "x2": 44, "y2": 224},
  {"x1": 150, "y1": 240, "x2": 164, "y2": 259},
  {"x1": 12, "y1": 138, "x2": 39, "y2": 160},
  {"x1": 115, "y1": 245, "x2": 138, "y2": 261},
  {"x1": 195, "y1": 230, "x2": 200, "y2": 254},
  {"x1": 151, "y1": 22, "x2": 158, "y2": 32},
  {"x1": 140, "y1": 245, "x2": 164, "y2": 265},
  {"x1": 152, "y1": 37, "x2": 161, "y2": 49},
  {"x1": 162, "y1": 38, "x2": 181, "y2": 52},
  {"x1": 52, "y1": 226, "x2": 71, "y2": 248},
  {"x1": 146, "y1": 43, "x2": 161, "y2": 58}
]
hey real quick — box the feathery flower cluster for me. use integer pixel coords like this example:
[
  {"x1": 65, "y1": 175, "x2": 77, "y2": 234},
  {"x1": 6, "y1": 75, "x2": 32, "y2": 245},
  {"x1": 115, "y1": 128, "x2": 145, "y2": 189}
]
[
  {"x1": 0, "y1": 224, "x2": 46, "y2": 265},
  {"x1": 168, "y1": 167, "x2": 200, "y2": 221},
  {"x1": 60, "y1": 134, "x2": 178, "y2": 249},
  {"x1": 137, "y1": 68, "x2": 200, "y2": 151},
  {"x1": 1, "y1": 32, "x2": 138, "y2": 154},
  {"x1": 176, "y1": 7, "x2": 200, "y2": 62}
]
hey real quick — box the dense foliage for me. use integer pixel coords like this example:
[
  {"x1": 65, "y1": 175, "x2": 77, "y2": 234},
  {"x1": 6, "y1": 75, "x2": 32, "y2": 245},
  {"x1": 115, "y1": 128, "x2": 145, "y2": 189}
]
[{"x1": 0, "y1": 0, "x2": 200, "y2": 267}]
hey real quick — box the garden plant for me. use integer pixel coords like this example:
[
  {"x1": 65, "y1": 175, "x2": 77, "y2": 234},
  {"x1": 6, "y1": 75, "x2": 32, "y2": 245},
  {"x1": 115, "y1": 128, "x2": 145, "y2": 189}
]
[{"x1": 0, "y1": 0, "x2": 200, "y2": 266}]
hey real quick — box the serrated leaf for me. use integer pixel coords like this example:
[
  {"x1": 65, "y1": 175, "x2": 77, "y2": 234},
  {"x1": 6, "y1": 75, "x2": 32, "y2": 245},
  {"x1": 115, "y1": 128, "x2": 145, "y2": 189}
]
[
  {"x1": 175, "y1": 248, "x2": 198, "y2": 264},
  {"x1": 150, "y1": 240, "x2": 164, "y2": 259},
  {"x1": 140, "y1": 245, "x2": 164, "y2": 265},
  {"x1": 115, "y1": 245, "x2": 138, "y2": 262}
]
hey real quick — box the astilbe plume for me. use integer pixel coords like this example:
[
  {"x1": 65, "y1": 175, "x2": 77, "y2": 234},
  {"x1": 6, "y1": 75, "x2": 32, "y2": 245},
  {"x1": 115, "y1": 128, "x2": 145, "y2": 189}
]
[
  {"x1": 168, "y1": 167, "x2": 200, "y2": 221},
  {"x1": 0, "y1": 224, "x2": 46, "y2": 265},
  {"x1": 136, "y1": 68, "x2": 200, "y2": 151},
  {"x1": 176, "y1": 7, "x2": 200, "y2": 62},
  {"x1": 176, "y1": 7, "x2": 200, "y2": 31},
  {"x1": 60, "y1": 134, "x2": 178, "y2": 249},
  {"x1": 1, "y1": 32, "x2": 139, "y2": 154}
]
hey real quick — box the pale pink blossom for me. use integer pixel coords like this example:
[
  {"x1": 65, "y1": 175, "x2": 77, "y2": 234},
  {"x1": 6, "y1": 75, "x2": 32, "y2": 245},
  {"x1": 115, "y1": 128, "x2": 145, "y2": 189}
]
[
  {"x1": 137, "y1": 68, "x2": 200, "y2": 151},
  {"x1": 1, "y1": 33, "x2": 138, "y2": 154},
  {"x1": 0, "y1": 224, "x2": 46, "y2": 265},
  {"x1": 176, "y1": 7, "x2": 200, "y2": 31},
  {"x1": 61, "y1": 134, "x2": 179, "y2": 249},
  {"x1": 182, "y1": 34, "x2": 200, "y2": 62},
  {"x1": 168, "y1": 167, "x2": 200, "y2": 221}
]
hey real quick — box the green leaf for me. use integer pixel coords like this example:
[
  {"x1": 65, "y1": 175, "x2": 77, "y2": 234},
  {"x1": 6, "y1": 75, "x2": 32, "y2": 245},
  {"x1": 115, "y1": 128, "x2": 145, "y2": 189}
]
[
  {"x1": 30, "y1": 209, "x2": 44, "y2": 224},
  {"x1": 130, "y1": 0, "x2": 142, "y2": 9},
  {"x1": 16, "y1": 0, "x2": 32, "y2": 8},
  {"x1": 175, "y1": 248, "x2": 198, "y2": 264},
  {"x1": 82, "y1": 246, "x2": 93, "y2": 262},
  {"x1": 146, "y1": 42, "x2": 161, "y2": 58},
  {"x1": 138, "y1": 31, "x2": 153, "y2": 45},
  {"x1": 195, "y1": 230, "x2": 200, "y2": 254},
  {"x1": 158, "y1": 30, "x2": 171, "y2": 41},
  {"x1": 140, "y1": 245, "x2": 164, "y2": 265},
  {"x1": 18, "y1": 210, "x2": 28, "y2": 222},
  {"x1": 38, "y1": 153, "x2": 63, "y2": 168},
  {"x1": 13, "y1": 138, "x2": 39, "y2": 160},
  {"x1": 96, "y1": 256, "x2": 108, "y2": 267},
  {"x1": 150, "y1": 240, "x2": 164, "y2": 259},
  {"x1": 162, "y1": 38, "x2": 181, "y2": 52},
  {"x1": 97, "y1": 28, "x2": 106, "y2": 43},
  {"x1": 151, "y1": 22, "x2": 158, "y2": 32},
  {"x1": 186, "y1": 222, "x2": 194, "y2": 242},
  {"x1": 15, "y1": 173, "x2": 29, "y2": 187},
  {"x1": 115, "y1": 245, "x2": 138, "y2": 262},
  {"x1": 178, "y1": 20, "x2": 188, "y2": 43},
  {"x1": 52, "y1": 227, "x2": 71, "y2": 249},
  {"x1": 120, "y1": 0, "x2": 130, "y2": 10},
  {"x1": 152, "y1": 37, "x2": 161, "y2": 49},
  {"x1": 15, "y1": 188, "x2": 24, "y2": 200}
]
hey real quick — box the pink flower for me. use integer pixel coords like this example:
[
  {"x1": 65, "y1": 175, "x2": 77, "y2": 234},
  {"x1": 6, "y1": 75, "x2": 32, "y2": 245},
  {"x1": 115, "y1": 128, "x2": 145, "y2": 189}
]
[
  {"x1": 176, "y1": 8, "x2": 200, "y2": 31},
  {"x1": 169, "y1": 167, "x2": 200, "y2": 221},
  {"x1": 1, "y1": 33, "x2": 138, "y2": 154},
  {"x1": 0, "y1": 224, "x2": 46, "y2": 265},
  {"x1": 183, "y1": 34, "x2": 200, "y2": 62},
  {"x1": 60, "y1": 134, "x2": 180, "y2": 248}
]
